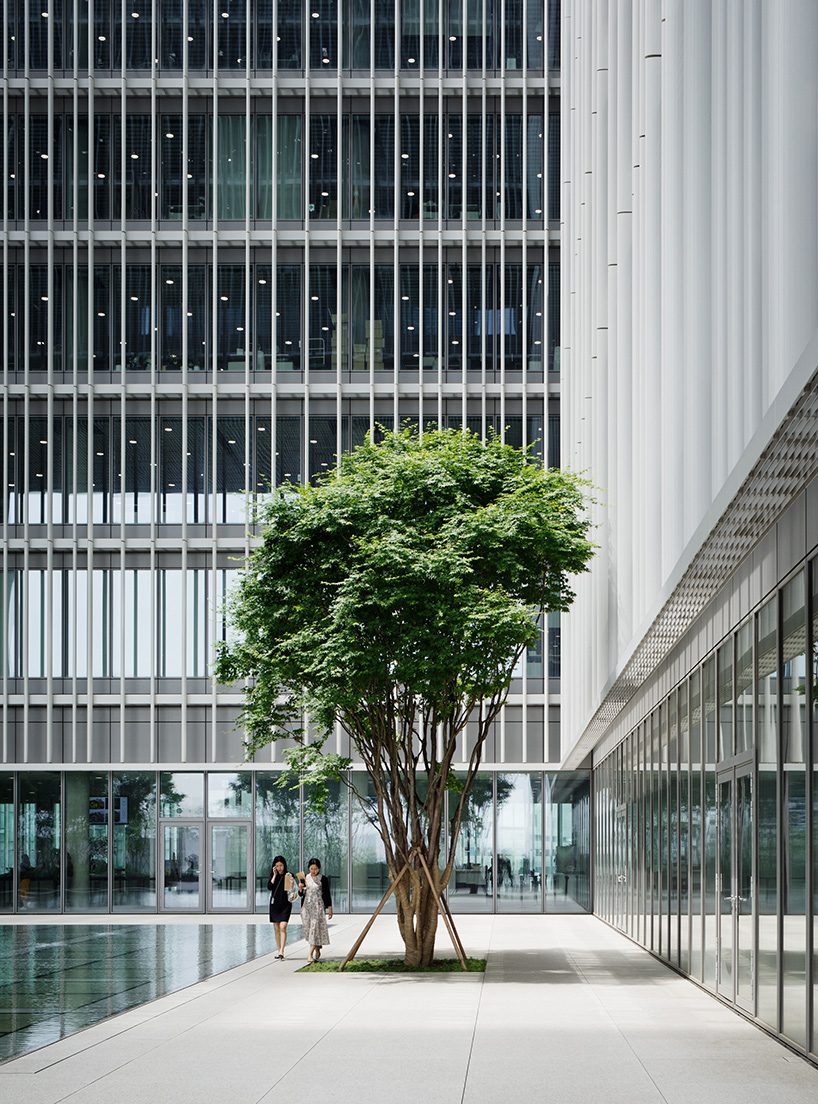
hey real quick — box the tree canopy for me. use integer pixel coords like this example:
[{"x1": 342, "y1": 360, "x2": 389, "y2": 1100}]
[{"x1": 216, "y1": 427, "x2": 594, "y2": 963}]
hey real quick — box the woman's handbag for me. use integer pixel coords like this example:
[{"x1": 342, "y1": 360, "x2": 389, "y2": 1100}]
[{"x1": 285, "y1": 872, "x2": 299, "y2": 903}]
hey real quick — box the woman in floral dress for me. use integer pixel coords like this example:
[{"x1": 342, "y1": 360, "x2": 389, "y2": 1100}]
[{"x1": 300, "y1": 858, "x2": 333, "y2": 961}]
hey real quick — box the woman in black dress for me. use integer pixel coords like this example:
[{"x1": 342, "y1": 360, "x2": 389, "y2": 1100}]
[{"x1": 268, "y1": 855, "x2": 294, "y2": 959}]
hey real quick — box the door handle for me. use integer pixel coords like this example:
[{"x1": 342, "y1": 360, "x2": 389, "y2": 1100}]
[{"x1": 723, "y1": 895, "x2": 739, "y2": 902}]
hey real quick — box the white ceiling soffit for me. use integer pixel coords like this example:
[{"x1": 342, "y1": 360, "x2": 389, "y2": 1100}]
[{"x1": 562, "y1": 356, "x2": 818, "y2": 770}]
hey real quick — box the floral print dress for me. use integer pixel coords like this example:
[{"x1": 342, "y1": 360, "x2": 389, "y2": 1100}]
[{"x1": 301, "y1": 873, "x2": 330, "y2": 947}]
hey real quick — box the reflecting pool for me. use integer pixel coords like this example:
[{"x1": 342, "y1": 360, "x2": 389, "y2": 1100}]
[{"x1": 0, "y1": 923, "x2": 299, "y2": 1062}]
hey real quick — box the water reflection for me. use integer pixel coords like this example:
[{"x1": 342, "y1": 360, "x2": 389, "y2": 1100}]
[{"x1": 0, "y1": 923, "x2": 299, "y2": 1062}]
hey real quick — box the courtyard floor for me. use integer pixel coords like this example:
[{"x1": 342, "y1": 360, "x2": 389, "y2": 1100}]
[{"x1": 1, "y1": 913, "x2": 817, "y2": 1104}]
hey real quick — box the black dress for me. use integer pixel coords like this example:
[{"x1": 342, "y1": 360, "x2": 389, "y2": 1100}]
[{"x1": 268, "y1": 871, "x2": 293, "y2": 924}]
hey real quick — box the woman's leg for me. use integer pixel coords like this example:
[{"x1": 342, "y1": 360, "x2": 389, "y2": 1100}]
[
  {"x1": 273, "y1": 922, "x2": 284, "y2": 954},
  {"x1": 279, "y1": 920, "x2": 288, "y2": 952}
]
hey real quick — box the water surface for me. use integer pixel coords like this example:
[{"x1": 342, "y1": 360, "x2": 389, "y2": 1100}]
[{"x1": 0, "y1": 923, "x2": 298, "y2": 1062}]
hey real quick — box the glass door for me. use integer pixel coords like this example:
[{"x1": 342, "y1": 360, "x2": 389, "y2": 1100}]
[
  {"x1": 208, "y1": 823, "x2": 251, "y2": 912},
  {"x1": 717, "y1": 775, "x2": 733, "y2": 999},
  {"x1": 734, "y1": 767, "x2": 754, "y2": 1013},
  {"x1": 161, "y1": 822, "x2": 203, "y2": 911},
  {"x1": 717, "y1": 763, "x2": 754, "y2": 1012}
]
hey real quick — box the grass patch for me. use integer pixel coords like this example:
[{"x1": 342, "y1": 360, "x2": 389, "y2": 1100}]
[{"x1": 297, "y1": 957, "x2": 486, "y2": 974}]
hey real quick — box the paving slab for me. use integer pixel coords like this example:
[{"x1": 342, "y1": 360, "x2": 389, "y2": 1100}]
[{"x1": 1, "y1": 914, "x2": 817, "y2": 1104}]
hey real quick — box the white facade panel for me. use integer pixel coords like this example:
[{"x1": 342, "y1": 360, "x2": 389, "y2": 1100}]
[{"x1": 562, "y1": 0, "x2": 818, "y2": 754}]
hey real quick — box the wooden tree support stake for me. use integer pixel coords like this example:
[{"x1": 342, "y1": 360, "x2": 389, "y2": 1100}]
[{"x1": 338, "y1": 849, "x2": 468, "y2": 971}]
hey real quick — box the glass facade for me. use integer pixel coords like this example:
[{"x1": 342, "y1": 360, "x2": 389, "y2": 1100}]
[
  {"x1": 1, "y1": 768, "x2": 589, "y2": 915},
  {"x1": 0, "y1": 0, "x2": 562, "y2": 917},
  {"x1": 596, "y1": 557, "x2": 818, "y2": 1062}
]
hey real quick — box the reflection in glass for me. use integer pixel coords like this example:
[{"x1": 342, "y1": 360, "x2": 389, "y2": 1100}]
[
  {"x1": 115, "y1": 0, "x2": 152, "y2": 68},
  {"x1": 309, "y1": 116, "x2": 337, "y2": 219},
  {"x1": 276, "y1": 416, "x2": 302, "y2": 485},
  {"x1": 217, "y1": 0, "x2": 247, "y2": 69},
  {"x1": 254, "y1": 773, "x2": 300, "y2": 910},
  {"x1": 735, "y1": 772, "x2": 754, "y2": 1009},
  {"x1": 812, "y1": 561, "x2": 818, "y2": 1055},
  {"x1": 65, "y1": 772, "x2": 109, "y2": 912},
  {"x1": 496, "y1": 773, "x2": 542, "y2": 912},
  {"x1": 400, "y1": 115, "x2": 439, "y2": 220},
  {"x1": 345, "y1": 115, "x2": 394, "y2": 219},
  {"x1": 307, "y1": 416, "x2": 337, "y2": 483},
  {"x1": 781, "y1": 573, "x2": 806, "y2": 1046},
  {"x1": 215, "y1": 266, "x2": 247, "y2": 372},
  {"x1": 351, "y1": 771, "x2": 395, "y2": 913},
  {"x1": 304, "y1": 779, "x2": 349, "y2": 912},
  {"x1": 160, "y1": 772, "x2": 204, "y2": 817},
  {"x1": 160, "y1": 264, "x2": 207, "y2": 371},
  {"x1": 211, "y1": 415, "x2": 247, "y2": 523},
  {"x1": 161, "y1": 0, "x2": 187, "y2": 68},
  {"x1": 274, "y1": 265, "x2": 302, "y2": 372},
  {"x1": 308, "y1": 264, "x2": 339, "y2": 370},
  {"x1": 0, "y1": 774, "x2": 12, "y2": 912},
  {"x1": 28, "y1": 115, "x2": 62, "y2": 219},
  {"x1": 547, "y1": 262, "x2": 559, "y2": 371},
  {"x1": 650, "y1": 714, "x2": 661, "y2": 952},
  {"x1": 113, "y1": 772, "x2": 157, "y2": 911},
  {"x1": 216, "y1": 116, "x2": 246, "y2": 218},
  {"x1": 718, "y1": 777, "x2": 733, "y2": 992},
  {"x1": 350, "y1": 266, "x2": 394, "y2": 372},
  {"x1": 208, "y1": 773, "x2": 252, "y2": 818},
  {"x1": 18, "y1": 772, "x2": 61, "y2": 912},
  {"x1": 256, "y1": 115, "x2": 301, "y2": 219},
  {"x1": 702, "y1": 657, "x2": 716, "y2": 986},
  {"x1": 210, "y1": 825, "x2": 248, "y2": 909},
  {"x1": 449, "y1": 772, "x2": 493, "y2": 913},
  {"x1": 546, "y1": 771, "x2": 590, "y2": 912},
  {"x1": 276, "y1": 0, "x2": 301, "y2": 68},
  {"x1": 28, "y1": 265, "x2": 62, "y2": 371},
  {"x1": 548, "y1": 113, "x2": 560, "y2": 220},
  {"x1": 115, "y1": 115, "x2": 152, "y2": 219},
  {"x1": 113, "y1": 265, "x2": 152, "y2": 372},
  {"x1": 735, "y1": 622, "x2": 753, "y2": 755},
  {"x1": 163, "y1": 824, "x2": 201, "y2": 909},
  {"x1": 717, "y1": 641, "x2": 733, "y2": 760},
  {"x1": 678, "y1": 685, "x2": 690, "y2": 972},
  {"x1": 757, "y1": 597, "x2": 778, "y2": 1031},
  {"x1": 668, "y1": 695, "x2": 678, "y2": 964},
  {"x1": 309, "y1": 0, "x2": 337, "y2": 69},
  {"x1": 161, "y1": 116, "x2": 208, "y2": 220}
]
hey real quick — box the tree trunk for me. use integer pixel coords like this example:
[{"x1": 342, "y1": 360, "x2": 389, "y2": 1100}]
[{"x1": 393, "y1": 869, "x2": 443, "y2": 966}]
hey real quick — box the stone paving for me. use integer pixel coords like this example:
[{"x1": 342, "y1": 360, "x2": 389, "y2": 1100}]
[{"x1": 1, "y1": 913, "x2": 817, "y2": 1104}]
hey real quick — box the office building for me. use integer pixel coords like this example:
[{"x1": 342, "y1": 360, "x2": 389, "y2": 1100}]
[
  {"x1": 0, "y1": 1, "x2": 591, "y2": 919},
  {"x1": 562, "y1": 0, "x2": 818, "y2": 1065}
]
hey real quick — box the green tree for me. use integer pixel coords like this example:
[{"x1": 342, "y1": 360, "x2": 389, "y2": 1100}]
[{"x1": 216, "y1": 428, "x2": 594, "y2": 965}]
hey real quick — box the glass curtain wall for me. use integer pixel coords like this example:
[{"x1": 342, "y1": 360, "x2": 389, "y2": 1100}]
[
  {"x1": 10, "y1": 0, "x2": 548, "y2": 72},
  {"x1": 596, "y1": 554, "x2": 818, "y2": 1064},
  {"x1": 0, "y1": 768, "x2": 592, "y2": 915},
  {"x1": 5, "y1": 261, "x2": 547, "y2": 377},
  {"x1": 1, "y1": 0, "x2": 559, "y2": 930}
]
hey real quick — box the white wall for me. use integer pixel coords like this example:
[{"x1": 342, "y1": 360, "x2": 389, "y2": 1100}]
[{"x1": 561, "y1": 0, "x2": 818, "y2": 754}]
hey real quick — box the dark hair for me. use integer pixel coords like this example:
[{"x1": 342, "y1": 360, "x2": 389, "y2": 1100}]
[
  {"x1": 307, "y1": 857, "x2": 321, "y2": 871},
  {"x1": 271, "y1": 855, "x2": 288, "y2": 872}
]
